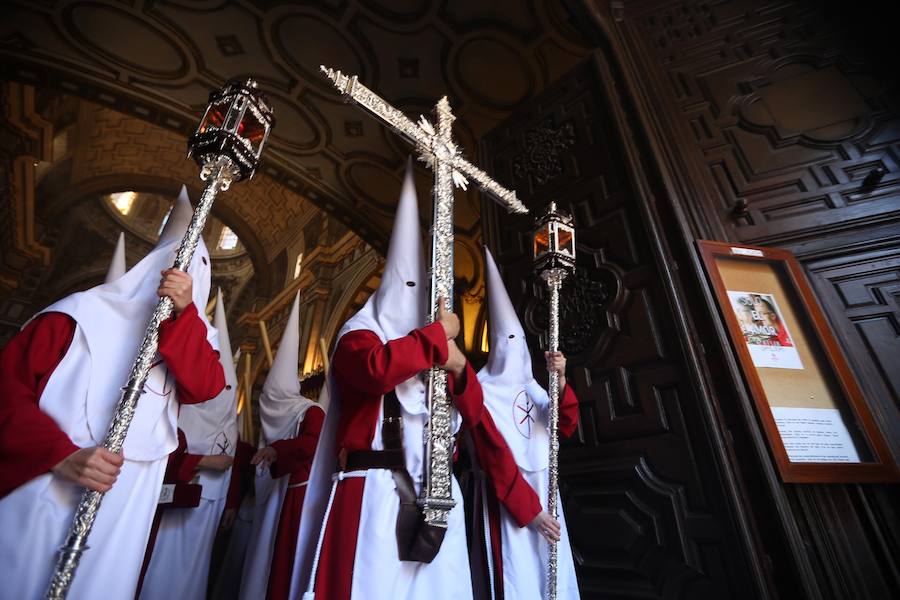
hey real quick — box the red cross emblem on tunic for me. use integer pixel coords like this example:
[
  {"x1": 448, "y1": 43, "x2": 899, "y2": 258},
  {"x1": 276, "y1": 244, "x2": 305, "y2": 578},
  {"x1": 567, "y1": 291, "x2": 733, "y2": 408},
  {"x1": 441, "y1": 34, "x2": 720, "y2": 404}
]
[{"x1": 513, "y1": 389, "x2": 535, "y2": 439}]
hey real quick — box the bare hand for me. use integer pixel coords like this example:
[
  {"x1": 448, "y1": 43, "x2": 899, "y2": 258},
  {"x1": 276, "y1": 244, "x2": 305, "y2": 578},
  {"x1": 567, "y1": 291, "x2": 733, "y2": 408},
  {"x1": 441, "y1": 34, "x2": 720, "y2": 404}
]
[
  {"x1": 436, "y1": 297, "x2": 460, "y2": 341},
  {"x1": 199, "y1": 454, "x2": 234, "y2": 472},
  {"x1": 52, "y1": 447, "x2": 124, "y2": 493},
  {"x1": 158, "y1": 269, "x2": 193, "y2": 316},
  {"x1": 250, "y1": 446, "x2": 277, "y2": 467},
  {"x1": 220, "y1": 508, "x2": 237, "y2": 530},
  {"x1": 529, "y1": 510, "x2": 561, "y2": 543},
  {"x1": 440, "y1": 339, "x2": 467, "y2": 377},
  {"x1": 545, "y1": 351, "x2": 567, "y2": 391}
]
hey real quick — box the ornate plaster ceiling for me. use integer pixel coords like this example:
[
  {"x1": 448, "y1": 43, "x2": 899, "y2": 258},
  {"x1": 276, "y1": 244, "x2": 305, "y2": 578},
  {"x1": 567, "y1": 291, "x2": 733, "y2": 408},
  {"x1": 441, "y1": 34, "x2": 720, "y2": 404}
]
[{"x1": 0, "y1": 0, "x2": 590, "y2": 251}]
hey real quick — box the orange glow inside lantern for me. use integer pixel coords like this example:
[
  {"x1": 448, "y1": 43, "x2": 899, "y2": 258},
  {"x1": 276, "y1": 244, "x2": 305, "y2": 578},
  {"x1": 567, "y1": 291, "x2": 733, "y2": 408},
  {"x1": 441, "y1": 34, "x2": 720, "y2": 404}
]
[
  {"x1": 238, "y1": 110, "x2": 267, "y2": 152},
  {"x1": 534, "y1": 224, "x2": 551, "y2": 259},
  {"x1": 199, "y1": 99, "x2": 230, "y2": 134}
]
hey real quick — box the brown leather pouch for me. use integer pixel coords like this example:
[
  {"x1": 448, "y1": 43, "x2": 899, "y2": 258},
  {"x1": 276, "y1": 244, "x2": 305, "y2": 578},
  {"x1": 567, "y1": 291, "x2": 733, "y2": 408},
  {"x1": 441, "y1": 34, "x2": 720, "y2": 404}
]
[
  {"x1": 383, "y1": 390, "x2": 446, "y2": 563},
  {"x1": 345, "y1": 391, "x2": 448, "y2": 562}
]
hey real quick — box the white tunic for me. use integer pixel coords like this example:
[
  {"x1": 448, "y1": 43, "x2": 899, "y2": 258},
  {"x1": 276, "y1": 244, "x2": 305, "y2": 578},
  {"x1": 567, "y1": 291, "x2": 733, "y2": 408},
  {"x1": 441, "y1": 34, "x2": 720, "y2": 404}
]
[
  {"x1": 347, "y1": 400, "x2": 471, "y2": 600},
  {"x1": 138, "y1": 472, "x2": 232, "y2": 600},
  {"x1": 0, "y1": 329, "x2": 173, "y2": 600},
  {"x1": 491, "y1": 469, "x2": 579, "y2": 600}
]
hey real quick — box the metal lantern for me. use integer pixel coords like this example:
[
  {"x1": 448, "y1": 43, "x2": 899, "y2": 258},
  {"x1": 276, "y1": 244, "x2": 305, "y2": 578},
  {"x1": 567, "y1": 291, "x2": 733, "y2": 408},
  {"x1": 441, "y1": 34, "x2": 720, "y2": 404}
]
[
  {"x1": 532, "y1": 200, "x2": 575, "y2": 600},
  {"x1": 533, "y1": 201, "x2": 576, "y2": 275},
  {"x1": 188, "y1": 78, "x2": 274, "y2": 181}
]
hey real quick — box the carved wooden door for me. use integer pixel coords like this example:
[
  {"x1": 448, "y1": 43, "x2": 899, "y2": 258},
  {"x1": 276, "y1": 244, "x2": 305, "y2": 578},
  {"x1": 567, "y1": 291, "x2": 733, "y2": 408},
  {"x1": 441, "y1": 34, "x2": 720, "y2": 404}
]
[{"x1": 480, "y1": 55, "x2": 759, "y2": 599}]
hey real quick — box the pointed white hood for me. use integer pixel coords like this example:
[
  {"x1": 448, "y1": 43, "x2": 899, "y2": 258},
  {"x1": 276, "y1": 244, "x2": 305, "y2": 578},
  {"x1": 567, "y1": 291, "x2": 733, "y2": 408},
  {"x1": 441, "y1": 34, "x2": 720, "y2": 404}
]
[
  {"x1": 260, "y1": 292, "x2": 315, "y2": 444},
  {"x1": 179, "y1": 288, "x2": 239, "y2": 457},
  {"x1": 338, "y1": 157, "x2": 427, "y2": 414},
  {"x1": 39, "y1": 184, "x2": 218, "y2": 460},
  {"x1": 105, "y1": 232, "x2": 127, "y2": 283},
  {"x1": 477, "y1": 248, "x2": 549, "y2": 472}
]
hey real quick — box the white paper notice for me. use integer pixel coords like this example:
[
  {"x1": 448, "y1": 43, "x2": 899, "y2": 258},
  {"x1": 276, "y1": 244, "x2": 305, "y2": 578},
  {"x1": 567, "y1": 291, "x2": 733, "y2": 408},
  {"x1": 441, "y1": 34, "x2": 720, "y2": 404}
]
[
  {"x1": 771, "y1": 407, "x2": 861, "y2": 463},
  {"x1": 727, "y1": 290, "x2": 804, "y2": 369}
]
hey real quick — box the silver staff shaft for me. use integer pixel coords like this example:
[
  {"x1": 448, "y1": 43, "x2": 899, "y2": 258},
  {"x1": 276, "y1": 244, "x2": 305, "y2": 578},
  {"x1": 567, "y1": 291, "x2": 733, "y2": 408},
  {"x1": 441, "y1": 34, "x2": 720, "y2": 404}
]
[
  {"x1": 421, "y1": 135, "x2": 457, "y2": 526},
  {"x1": 543, "y1": 268, "x2": 566, "y2": 600},
  {"x1": 45, "y1": 157, "x2": 236, "y2": 600}
]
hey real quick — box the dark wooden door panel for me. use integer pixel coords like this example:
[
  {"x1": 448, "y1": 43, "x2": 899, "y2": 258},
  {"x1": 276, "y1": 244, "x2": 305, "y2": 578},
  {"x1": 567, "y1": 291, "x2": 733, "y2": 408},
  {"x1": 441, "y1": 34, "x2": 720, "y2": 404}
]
[
  {"x1": 481, "y1": 56, "x2": 754, "y2": 600},
  {"x1": 803, "y1": 241, "x2": 900, "y2": 460}
]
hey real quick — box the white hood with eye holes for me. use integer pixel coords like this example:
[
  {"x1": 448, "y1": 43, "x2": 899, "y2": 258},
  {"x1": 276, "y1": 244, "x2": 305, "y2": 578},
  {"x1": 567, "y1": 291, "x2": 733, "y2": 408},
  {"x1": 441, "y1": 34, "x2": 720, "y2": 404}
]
[{"x1": 477, "y1": 247, "x2": 549, "y2": 473}]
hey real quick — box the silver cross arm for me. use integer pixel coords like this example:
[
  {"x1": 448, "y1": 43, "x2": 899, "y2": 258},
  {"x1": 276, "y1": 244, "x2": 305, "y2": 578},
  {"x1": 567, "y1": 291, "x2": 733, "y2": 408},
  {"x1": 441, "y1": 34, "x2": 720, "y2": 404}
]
[{"x1": 320, "y1": 65, "x2": 528, "y2": 215}]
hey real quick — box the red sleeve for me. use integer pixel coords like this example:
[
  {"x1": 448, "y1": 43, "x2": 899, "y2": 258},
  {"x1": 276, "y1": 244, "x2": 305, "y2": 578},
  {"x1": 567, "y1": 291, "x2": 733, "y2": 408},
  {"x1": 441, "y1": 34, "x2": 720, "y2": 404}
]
[
  {"x1": 446, "y1": 362, "x2": 483, "y2": 427},
  {"x1": 332, "y1": 323, "x2": 448, "y2": 397},
  {"x1": 158, "y1": 303, "x2": 225, "y2": 405},
  {"x1": 0, "y1": 313, "x2": 81, "y2": 497},
  {"x1": 226, "y1": 439, "x2": 253, "y2": 509},
  {"x1": 270, "y1": 406, "x2": 325, "y2": 479},
  {"x1": 448, "y1": 362, "x2": 542, "y2": 527},
  {"x1": 559, "y1": 384, "x2": 579, "y2": 439},
  {"x1": 470, "y1": 409, "x2": 542, "y2": 528}
]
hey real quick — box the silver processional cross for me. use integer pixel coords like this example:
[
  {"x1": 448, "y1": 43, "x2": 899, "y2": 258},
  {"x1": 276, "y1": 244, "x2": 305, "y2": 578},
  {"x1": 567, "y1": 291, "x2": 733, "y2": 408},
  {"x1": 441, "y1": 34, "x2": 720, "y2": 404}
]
[{"x1": 320, "y1": 66, "x2": 528, "y2": 528}]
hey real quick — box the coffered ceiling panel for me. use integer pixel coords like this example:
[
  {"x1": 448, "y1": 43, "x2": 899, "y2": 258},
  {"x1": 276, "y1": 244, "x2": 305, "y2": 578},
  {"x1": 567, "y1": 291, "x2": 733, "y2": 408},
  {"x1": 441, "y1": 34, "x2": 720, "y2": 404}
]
[{"x1": 0, "y1": 0, "x2": 589, "y2": 250}]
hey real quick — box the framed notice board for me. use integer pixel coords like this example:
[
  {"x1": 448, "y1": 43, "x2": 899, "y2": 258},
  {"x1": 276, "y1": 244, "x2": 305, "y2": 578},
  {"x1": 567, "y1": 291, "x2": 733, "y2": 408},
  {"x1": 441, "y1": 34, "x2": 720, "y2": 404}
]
[{"x1": 697, "y1": 240, "x2": 898, "y2": 483}]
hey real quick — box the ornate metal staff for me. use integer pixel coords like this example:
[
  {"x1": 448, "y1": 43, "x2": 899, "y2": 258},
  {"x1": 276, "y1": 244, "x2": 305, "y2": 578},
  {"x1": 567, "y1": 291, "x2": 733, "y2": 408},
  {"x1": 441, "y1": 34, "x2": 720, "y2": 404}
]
[
  {"x1": 46, "y1": 79, "x2": 274, "y2": 599},
  {"x1": 319, "y1": 66, "x2": 527, "y2": 531},
  {"x1": 532, "y1": 202, "x2": 576, "y2": 600}
]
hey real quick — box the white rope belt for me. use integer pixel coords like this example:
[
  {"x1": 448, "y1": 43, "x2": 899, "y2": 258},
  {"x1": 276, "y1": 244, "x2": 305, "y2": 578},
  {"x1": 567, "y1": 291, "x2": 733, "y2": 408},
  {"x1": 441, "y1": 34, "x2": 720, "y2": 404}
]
[
  {"x1": 303, "y1": 470, "x2": 367, "y2": 600},
  {"x1": 287, "y1": 480, "x2": 309, "y2": 489}
]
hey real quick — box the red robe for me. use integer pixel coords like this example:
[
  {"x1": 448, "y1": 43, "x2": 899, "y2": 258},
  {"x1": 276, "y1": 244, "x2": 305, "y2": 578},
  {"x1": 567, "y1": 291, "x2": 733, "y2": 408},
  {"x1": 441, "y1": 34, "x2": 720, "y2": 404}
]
[
  {"x1": 266, "y1": 405, "x2": 325, "y2": 600},
  {"x1": 226, "y1": 438, "x2": 255, "y2": 511},
  {"x1": 483, "y1": 384, "x2": 580, "y2": 599},
  {"x1": 0, "y1": 301, "x2": 225, "y2": 497},
  {"x1": 314, "y1": 322, "x2": 542, "y2": 599}
]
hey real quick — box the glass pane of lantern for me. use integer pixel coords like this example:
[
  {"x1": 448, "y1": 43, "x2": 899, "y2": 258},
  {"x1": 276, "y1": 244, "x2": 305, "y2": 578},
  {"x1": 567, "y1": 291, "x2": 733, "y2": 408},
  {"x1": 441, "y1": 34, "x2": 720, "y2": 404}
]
[
  {"x1": 224, "y1": 101, "x2": 244, "y2": 132},
  {"x1": 199, "y1": 99, "x2": 230, "y2": 134},
  {"x1": 557, "y1": 226, "x2": 574, "y2": 256},
  {"x1": 533, "y1": 224, "x2": 551, "y2": 257},
  {"x1": 238, "y1": 109, "x2": 267, "y2": 153}
]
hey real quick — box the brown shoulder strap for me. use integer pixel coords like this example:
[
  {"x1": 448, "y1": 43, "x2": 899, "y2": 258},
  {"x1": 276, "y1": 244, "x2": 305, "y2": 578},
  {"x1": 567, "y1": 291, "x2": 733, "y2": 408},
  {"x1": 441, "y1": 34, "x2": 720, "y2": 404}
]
[
  {"x1": 382, "y1": 390, "x2": 417, "y2": 505},
  {"x1": 382, "y1": 389, "x2": 403, "y2": 451}
]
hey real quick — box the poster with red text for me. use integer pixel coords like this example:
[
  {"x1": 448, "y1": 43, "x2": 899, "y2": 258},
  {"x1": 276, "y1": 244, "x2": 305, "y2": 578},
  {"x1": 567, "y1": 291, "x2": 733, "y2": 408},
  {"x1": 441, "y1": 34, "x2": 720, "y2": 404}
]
[{"x1": 727, "y1": 290, "x2": 803, "y2": 370}]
